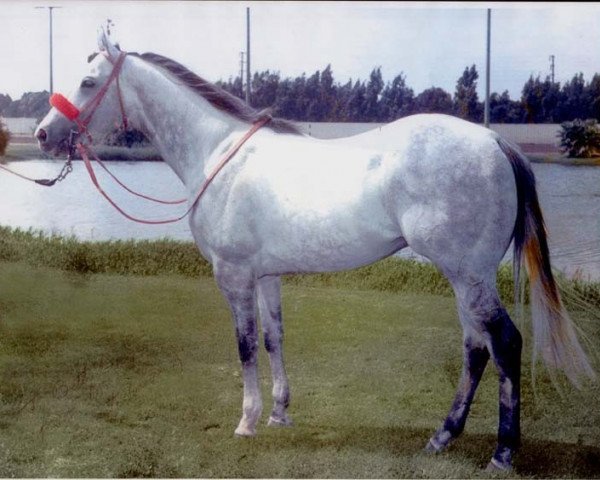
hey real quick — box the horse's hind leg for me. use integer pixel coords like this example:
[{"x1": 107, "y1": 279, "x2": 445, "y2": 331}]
[
  {"x1": 257, "y1": 276, "x2": 293, "y2": 427},
  {"x1": 428, "y1": 277, "x2": 522, "y2": 471},
  {"x1": 484, "y1": 302, "x2": 522, "y2": 471}
]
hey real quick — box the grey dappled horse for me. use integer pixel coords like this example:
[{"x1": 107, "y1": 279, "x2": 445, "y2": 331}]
[{"x1": 35, "y1": 31, "x2": 594, "y2": 471}]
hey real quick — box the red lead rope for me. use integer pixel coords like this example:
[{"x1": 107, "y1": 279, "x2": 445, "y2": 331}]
[
  {"x1": 88, "y1": 153, "x2": 186, "y2": 205},
  {"x1": 78, "y1": 117, "x2": 270, "y2": 224}
]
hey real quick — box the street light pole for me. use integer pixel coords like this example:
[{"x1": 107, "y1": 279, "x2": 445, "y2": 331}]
[
  {"x1": 35, "y1": 6, "x2": 60, "y2": 94},
  {"x1": 246, "y1": 7, "x2": 251, "y2": 105},
  {"x1": 484, "y1": 8, "x2": 491, "y2": 128}
]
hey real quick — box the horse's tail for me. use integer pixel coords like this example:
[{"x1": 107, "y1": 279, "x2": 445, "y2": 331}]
[{"x1": 497, "y1": 137, "x2": 595, "y2": 385}]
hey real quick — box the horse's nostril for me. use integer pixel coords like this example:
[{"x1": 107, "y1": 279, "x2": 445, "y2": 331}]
[{"x1": 36, "y1": 128, "x2": 48, "y2": 142}]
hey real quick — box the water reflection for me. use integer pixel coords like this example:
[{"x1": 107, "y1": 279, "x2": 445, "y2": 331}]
[{"x1": 0, "y1": 160, "x2": 190, "y2": 241}]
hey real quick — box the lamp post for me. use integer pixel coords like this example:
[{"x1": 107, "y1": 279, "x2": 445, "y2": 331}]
[
  {"x1": 35, "y1": 6, "x2": 60, "y2": 94},
  {"x1": 484, "y1": 8, "x2": 491, "y2": 128},
  {"x1": 246, "y1": 7, "x2": 251, "y2": 105}
]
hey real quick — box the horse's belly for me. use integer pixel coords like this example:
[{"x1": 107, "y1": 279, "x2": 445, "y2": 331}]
[{"x1": 256, "y1": 208, "x2": 406, "y2": 274}]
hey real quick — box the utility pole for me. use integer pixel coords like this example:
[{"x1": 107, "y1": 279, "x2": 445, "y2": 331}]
[
  {"x1": 246, "y1": 7, "x2": 251, "y2": 105},
  {"x1": 35, "y1": 6, "x2": 60, "y2": 94},
  {"x1": 239, "y1": 51, "x2": 245, "y2": 96},
  {"x1": 549, "y1": 55, "x2": 555, "y2": 83},
  {"x1": 484, "y1": 8, "x2": 491, "y2": 128}
]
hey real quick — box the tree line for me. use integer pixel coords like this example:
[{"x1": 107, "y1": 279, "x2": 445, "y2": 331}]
[
  {"x1": 2, "y1": 64, "x2": 600, "y2": 125},
  {"x1": 216, "y1": 64, "x2": 600, "y2": 124}
]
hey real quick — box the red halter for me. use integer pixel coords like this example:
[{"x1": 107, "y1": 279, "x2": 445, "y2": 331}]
[
  {"x1": 48, "y1": 49, "x2": 270, "y2": 224},
  {"x1": 50, "y1": 51, "x2": 129, "y2": 136}
]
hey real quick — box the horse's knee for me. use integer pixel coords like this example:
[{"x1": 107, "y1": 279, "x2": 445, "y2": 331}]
[
  {"x1": 264, "y1": 329, "x2": 281, "y2": 353},
  {"x1": 454, "y1": 280, "x2": 522, "y2": 365},
  {"x1": 237, "y1": 327, "x2": 259, "y2": 365}
]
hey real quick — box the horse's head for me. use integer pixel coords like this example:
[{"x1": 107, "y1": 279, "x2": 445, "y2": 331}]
[{"x1": 35, "y1": 30, "x2": 127, "y2": 155}]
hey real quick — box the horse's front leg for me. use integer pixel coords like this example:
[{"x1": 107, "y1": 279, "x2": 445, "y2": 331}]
[
  {"x1": 257, "y1": 276, "x2": 293, "y2": 427},
  {"x1": 214, "y1": 261, "x2": 262, "y2": 437}
]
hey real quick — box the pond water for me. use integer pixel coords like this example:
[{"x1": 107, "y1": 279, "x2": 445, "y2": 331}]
[{"x1": 1, "y1": 159, "x2": 599, "y2": 281}]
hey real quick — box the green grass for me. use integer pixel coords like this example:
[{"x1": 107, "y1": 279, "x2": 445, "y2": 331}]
[
  {"x1": 1, "y1": 226, "x2": 599, "y2": 310},
  {"x1": 0, "y1": 226, "x2": 212, "y2": 278},
  {"x1": 0, "y1": 261, "x2": 599, "y2": 478}
]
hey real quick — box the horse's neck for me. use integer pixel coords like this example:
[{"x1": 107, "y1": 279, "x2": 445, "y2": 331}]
[{"x1": 123, "y1": 58, "x2": 246, "y2": 187}]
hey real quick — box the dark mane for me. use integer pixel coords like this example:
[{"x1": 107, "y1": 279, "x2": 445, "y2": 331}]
[{"x1": 127, "y1": 51, "x2": 301, "y2": 135}]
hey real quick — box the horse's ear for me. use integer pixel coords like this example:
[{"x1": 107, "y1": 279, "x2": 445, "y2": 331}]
[{"x1": 96, "y1": 27, "x2": 120, "y2": 59}]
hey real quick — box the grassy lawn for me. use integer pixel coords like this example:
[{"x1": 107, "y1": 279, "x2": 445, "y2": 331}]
[{"x1": 0, "y1": 261, "x2": 599, "y2": 478}]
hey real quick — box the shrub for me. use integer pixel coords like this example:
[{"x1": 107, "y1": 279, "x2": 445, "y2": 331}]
[
  {"x1": 0, "y1": 118, "x2": 10, "y2": 156},
  {"x1": 558, "y1": 118, "x2": 600, "y2": 158}
]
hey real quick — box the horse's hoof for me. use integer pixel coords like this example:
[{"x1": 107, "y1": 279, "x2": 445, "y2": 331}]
[
  {"x1": 424, "y1": 438, "x2": 444, "y2": 454},
  {"x1": 234, "y1": 425, "x2": 257, "y2": 437},
  {"x1": 267, "y1": 415, "x2": 293, "y2": 427},
  {"x1": 485, "y1": 458, "x2": 512, "y2": 473}
]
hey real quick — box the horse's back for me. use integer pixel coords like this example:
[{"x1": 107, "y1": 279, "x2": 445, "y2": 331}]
[{"x1": 335, "y1": 113, "x2": 495, "y2": 152}]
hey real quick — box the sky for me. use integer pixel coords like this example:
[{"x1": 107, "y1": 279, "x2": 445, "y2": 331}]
[{"x1": 1, "y1": 1, "x2": 599, "y2": 102}]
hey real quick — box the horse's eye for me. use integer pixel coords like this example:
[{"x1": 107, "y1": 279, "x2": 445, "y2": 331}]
[{"x1": 80, "y1": 77, "x2": 96, "y2": 88}]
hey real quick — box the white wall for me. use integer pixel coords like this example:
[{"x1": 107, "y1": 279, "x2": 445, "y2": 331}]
[
  {"x1": 297, "y1": 121, "x2": 561, "y2": 145},
  {"x1": 2, "y1": 116, "x2": 562, "y2": 145},
  {"x1": 1, "y1": 117, "x2": 38, "y2": 135}
]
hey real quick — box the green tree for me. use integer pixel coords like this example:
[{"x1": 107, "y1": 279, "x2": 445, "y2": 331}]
[
  {"x1": 414, "y1": 87, "x2": 453, "y2": 115},
  {"x1": 0, "y1": 118, "x2": 10, "y2": 156},
  {"x1": 335, "y1": 79, "x2": 355, "y2": 121},
  {"x1": 489, "y1": 90, "x2": 525, "y2": 123},
  {"x1": 362, "y1": 67, "x2": 384, "y2": 121},
  {"x1": 215, "y1": 77, "x2": 244, "y2": 100},
  {"x1": 251, "y1": 70, "x2": 280, "y2": 110},
  {"x1": 379, "y1": 73, "x2": 414, "y2": 121},
  {"x1": 346, "y1": 80, "x2": 367, "y2": 121},
  {"x1": 292, "y1": 75, "x2": 309, "y2": 121},
  {"x1": 318, "y1": 65, "x2": 337, "y2": 121},
  {"x1": 521, "y1": 75, "x2": 544, "y2": 123},
  {"x1": 304, "y1": 65, "x2": 337, "y2": 121},
  {"x1": 454, "y1": 65, "x2": 482, "y2": 122},
  {"x1": 588, "y1": 74, "x2": 600, "y2": 121},
  {"x1": 0, "y1": 93, "x2": 11, "y2": 114},
  {"x1": 559, "y1": 73, "x2": 590, "y2": 121},
  {"x1": 540, "y1": 77, "x2": 562, "y2": 122}
]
